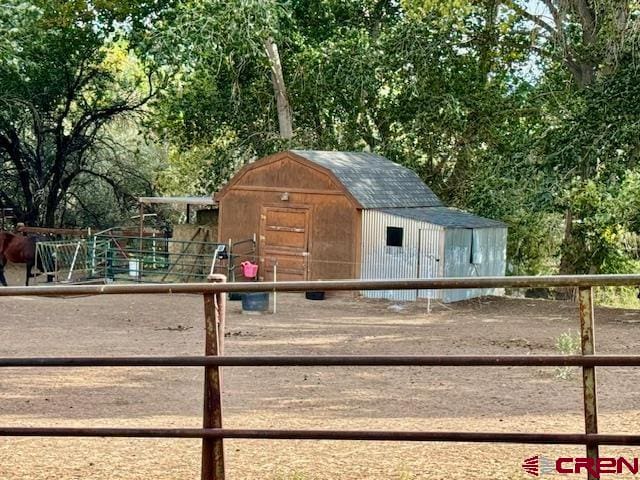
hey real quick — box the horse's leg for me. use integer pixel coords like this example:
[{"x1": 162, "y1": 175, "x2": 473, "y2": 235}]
[
  {"x1": 0, "y1": 255, "x2": 7, "y2": 287},
  {"x1": 25, "y1": 263, "x2": 33, "y2": 287}
]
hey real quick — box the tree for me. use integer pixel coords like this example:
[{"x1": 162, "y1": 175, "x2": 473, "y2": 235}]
[
  {"x1": 510, "y1": 1, "x2": 640, "y2": 274},
  {"x1": 150, "y1": 0, "x2": 640, "y2": 279},
  {"x1": 0, "y1": 0, "x2": 165, "y2": 226},
  {"x1": 156, "y1": 0, "x2": 293, "y2": 139},
  {"x1": 502, "y1": 0, "x2": 635, "y2": 87}
]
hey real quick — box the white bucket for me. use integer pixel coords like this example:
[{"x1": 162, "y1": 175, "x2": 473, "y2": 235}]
[{"x1": 129, "y1": 258, "x2": 140, "y2": 278}]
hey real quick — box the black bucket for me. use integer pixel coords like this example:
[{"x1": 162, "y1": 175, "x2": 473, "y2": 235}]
[
  {"x1": 242, "y1": 292, "x2": 269, "y2": 312},
  {"x1": 228, "y1": 292, "x2": 244, "y2": 301},
  {"x1": 305, "y1": 291, "x2": 325, "y2": 301}
]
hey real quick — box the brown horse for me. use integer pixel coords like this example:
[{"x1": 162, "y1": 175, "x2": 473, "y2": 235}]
[{"x1": 0, "y1": 231, "x2": 40, "y2": 286}]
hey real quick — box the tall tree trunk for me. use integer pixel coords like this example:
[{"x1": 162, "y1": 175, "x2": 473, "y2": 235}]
[
  {"x1": 558, "y1": 209, "x2": 578, "y2": 300},
  {"x1": 559, "y1": 209, "x2": 575, "y2": 274},
  {"x1": 263, "y1": 37, "x2": 293, "y2": 139},
  {"x1": 478, "y1": 0, "x2": 498, "y2": 85}
]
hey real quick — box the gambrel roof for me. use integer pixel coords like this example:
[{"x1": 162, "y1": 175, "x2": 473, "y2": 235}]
[{"x1": 290, "y1": 150, "x2": 443, "y2": 209}]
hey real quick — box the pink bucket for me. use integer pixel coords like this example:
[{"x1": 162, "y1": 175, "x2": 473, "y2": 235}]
[{"x1": 240, "y1": 261, "x2": 258, "y2": 279}]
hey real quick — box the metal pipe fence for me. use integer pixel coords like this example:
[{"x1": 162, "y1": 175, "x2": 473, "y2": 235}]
[
  {"x1": 92, "y1": 234, "x2": 228, "y2": 283},
  {"x1": 36, "y1": 239, "x2": 94, "y2": 282},
  {"x1": 2, "y1": 354, "x2": 640, "y2": 367},
  {"x1": 3, "y1": 274, "x2": 640, "y2": 480},
  {"x1": 30, "y1": 233, "x2": 257, "y2": 285}
]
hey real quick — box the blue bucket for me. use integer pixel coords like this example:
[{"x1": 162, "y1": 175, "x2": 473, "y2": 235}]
[{"x1": 242, "y1": 292, "x2": 269, "y2": 312}]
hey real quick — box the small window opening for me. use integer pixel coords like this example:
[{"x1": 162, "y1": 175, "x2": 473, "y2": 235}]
[{"x1": 386, "y1": 227, "x2": 403, "y2": 247}]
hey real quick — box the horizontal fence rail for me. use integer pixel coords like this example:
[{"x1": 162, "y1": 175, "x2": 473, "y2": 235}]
[
  {"x1": 2, "y1": 274, "x2": 640, "y2": 297},
  {"x1": 3, "y1": 274, "x2": 640, "y2": 480},
  {"x1": 1, "y1": 354, "x2": 640, "y2": 367},
  {"x1": 2, "y1": 428, "x2": 640, "y2": 445}
]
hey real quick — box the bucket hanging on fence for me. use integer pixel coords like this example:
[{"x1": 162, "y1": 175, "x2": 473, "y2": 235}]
[{"x1": 240, "y1": 261, "x2": 258, "y2": 279}]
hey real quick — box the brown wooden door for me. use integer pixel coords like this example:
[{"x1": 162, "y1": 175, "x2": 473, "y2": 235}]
[{"x1": 259, "y1": 206, "x2": 310, "y2": 281}]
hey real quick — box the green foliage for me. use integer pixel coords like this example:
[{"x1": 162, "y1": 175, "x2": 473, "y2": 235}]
[
  {"x1": 153, "y1": 0, "x2": 536, "y2": 196},
  {"x1": 467, "y1": 157, "x2": 562, "y2": 274},
  {"x1": 155, "y1": 130, "x2": 249, "y2": 196},
  {"x1": 558, "y1": 177, "x2": 640, "y2": 274},
  {"x1": 59, "y1": 121, "x2": 165, "y2": 228},
  {"x1": 0, "y1": 1, "x2": 42, "y2": 64},
  {"x1": 0, "y1": 0, "x2": 164, "y2": 226},
  {"x1": 595, "y1": 285, "x2": 640, "y2": 309},
  {"x1": 556, "y1": 330, "x2": 581, "y2": 355},
  {"x1": 554, "y1": 330, "x2": 581, "y2": 380},
  {"x1": 146, "y1": 0, "x2": 640, "y2": 278}
]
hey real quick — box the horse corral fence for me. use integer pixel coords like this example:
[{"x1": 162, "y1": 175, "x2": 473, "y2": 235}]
[
  {"x1": 31, "y1": 231, "x2": 256, "y2": 284},
  {"x1": 35, "y1": 239, "x2": 95, "y2": 282},
  {"x1": 92, "y1": 233, "x2": 228, "y2": 282},
  {"x1": 3, "y1": 275, "x2": 640, "y2": 480}
]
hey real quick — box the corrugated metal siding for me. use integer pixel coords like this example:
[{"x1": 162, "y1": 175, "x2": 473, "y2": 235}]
[
  {"x1": 443, "y1": 227, "x2": 508, "y2": 302},
  {"x1": 417, "y1": 227, "x2": 443, "y2": 300},
  {"x1": 360, "y1": 210, "x2": 443, "y2": 301},
  {"x1": 475, "y1": 227, "x2": 508, "y2": 297}
]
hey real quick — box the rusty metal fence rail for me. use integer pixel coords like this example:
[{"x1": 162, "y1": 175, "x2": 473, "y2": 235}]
[{"x1": 3, "y1": 274, "x2": 640, "y2": 480}]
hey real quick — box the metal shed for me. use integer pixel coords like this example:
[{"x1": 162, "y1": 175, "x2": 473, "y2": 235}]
[
  {"x1": 215, "y1": 150, "x2": 507, "y2": 302},
  {"x1": 360, "y1": 208, "x2": 507, "y2": 302}
]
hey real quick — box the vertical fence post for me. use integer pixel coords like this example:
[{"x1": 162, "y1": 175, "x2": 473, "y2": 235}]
[
  {"x1": 201, "y1": 274, "x2": 226, "y2": 480},
  {"x1": 578, "y1": 286, "x2": 599, "y2": 480}
]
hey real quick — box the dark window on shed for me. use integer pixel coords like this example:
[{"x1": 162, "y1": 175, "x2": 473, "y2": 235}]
[{"x1": 386, "y1": 227, "x2": 404, "y2": 247}]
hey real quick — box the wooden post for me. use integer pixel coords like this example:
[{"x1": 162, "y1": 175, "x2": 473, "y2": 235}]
[
  {"x1": 578, "y1": 286, "x2": 599, "y2": 480},
  {"x1": 201, "y1": 274, "x2": 226, "y2": 480}
]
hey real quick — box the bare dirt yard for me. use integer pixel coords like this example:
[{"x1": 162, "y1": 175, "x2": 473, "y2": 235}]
[{"x1": 2, "y1": 264, "x2": 640, "y2": 479}]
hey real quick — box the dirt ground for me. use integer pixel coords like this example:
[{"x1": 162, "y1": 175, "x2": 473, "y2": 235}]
[{"x1": 1, "y1": 263, "x2": 640, "y2": 479}]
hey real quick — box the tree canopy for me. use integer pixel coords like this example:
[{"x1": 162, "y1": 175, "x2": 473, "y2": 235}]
[{"x1": 0, "y1": 0, "x2": 167, "y2": 226}]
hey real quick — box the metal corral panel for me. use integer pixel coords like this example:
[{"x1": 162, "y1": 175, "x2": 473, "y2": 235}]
[
  {"x1": 360, "y1": 210, "x2": 444, "y2": 301},
  {"x1": 443, "y1": 227, "x2": 508, "y2": 302}
]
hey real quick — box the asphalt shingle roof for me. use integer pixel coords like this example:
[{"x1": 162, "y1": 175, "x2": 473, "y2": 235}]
[
  {"x1": 380, "y1": 207, "x2": 507, "y2": 228},
  {"x1": 291, "y1": 150, "x2": 443, "y2": 208}
]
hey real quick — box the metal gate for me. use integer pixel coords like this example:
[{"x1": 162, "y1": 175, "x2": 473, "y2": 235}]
[{"x1": 35, "y1": 239, "x2": 93, "y2": 283}]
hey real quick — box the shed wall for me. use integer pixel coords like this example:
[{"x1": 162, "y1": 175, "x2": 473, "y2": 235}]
[
  {"x1": 442, "y1": 227, "x2": 508, "y2": 302},
  {"x1": 217, "y1": 155, "x2": 359, "y2": 280},
  {"x1": 360, "y1": 210, "x2": 443, "y2": 301}
]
